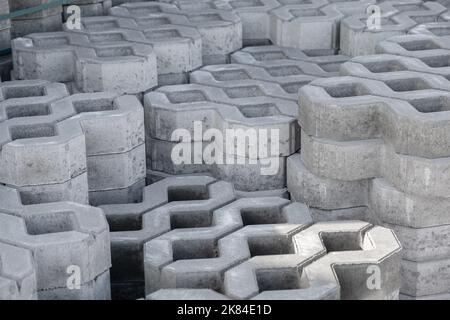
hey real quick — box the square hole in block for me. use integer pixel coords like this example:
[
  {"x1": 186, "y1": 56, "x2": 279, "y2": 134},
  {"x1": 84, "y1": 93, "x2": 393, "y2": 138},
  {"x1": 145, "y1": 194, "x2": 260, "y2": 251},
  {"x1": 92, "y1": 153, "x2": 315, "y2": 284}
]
[
  {"x1": 34, "y1": 35, "x2": 70, "y2": 47},
  {"x1": 211, "y1": 69, "x2": 250, "y2": 81},
  {"x1": 128, "y1": 6, "x2": 162, "y2": 15},
  {"x1": 265, "y1": 65, "x2": 303, "y2": 77},
  {"x1": 238, "y1": 103, "x2": 279, "y2": 118},
  {"x1": 392, "y1": 4, "x2": 424, "y2": 11},
  {"x1": 321, "y1": 232, "x2": 363, "y2": 252},
  {"x1": 9, "y1": 123, "x2": 56, "y2": 141},
  {"x1": 166, "y1": 90, "x2": 208, "y2": 103},
  {"x1": 256, "y1": 268, "x2": 302, "y2": 291},
  {"x1": 362, "y1": 60, "x2": 408, "y2": 73},
  {"x1": 172, "y1": 239, "x2": 218, "y2": 260},
  {"x1": 248, "y1": 235, "x2": 294, "y2": 256},
  {"x1": 384, "y1": 78, "x2": 431, "y2": 92},
  {"x1": 144, "y1": 29, "x2": 181, "y2": 39},
  {"x1": 241, "y1": 207, "x2": 287, "y2": 225},
  {"x1": 421, "y1": 55, "x2": 450, "y2": 68},
  {"x1": 323, "y1": 83, "x2": 370, "y2": 98},
  {"x1": 25, "y1": 213, "x2": 75, "y2": 235},
  {"x1": 224, "y1": 86, "x2": 264, "y2": 98},
  {"x1": 399, "y1": 39, "x2": 440, "y2": 51},
  {"x1": 318, "y1": 62, "x2": 340, "y2": 73},
  {"x1": 6, "y1": 103, "x2": 50, "y2": 119},
  {"x1": 409, "y1": 96, "x2": 450, "y2": 113},
  {"x1": 278, "y1": 0, "x2": 311, "y2": 4}
]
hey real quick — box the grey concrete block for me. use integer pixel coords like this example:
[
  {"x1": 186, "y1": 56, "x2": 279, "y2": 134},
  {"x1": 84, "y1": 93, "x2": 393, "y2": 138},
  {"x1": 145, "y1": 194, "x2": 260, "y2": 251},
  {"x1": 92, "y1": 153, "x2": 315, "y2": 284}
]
[
  {"x1": 71, "y1": 15, "x2": 203, "y2": 84},
  {"x1": 109, "y1": 2, "x2": 242, "y2": 65},
  {"x1": 147, "y1": 288, "x2": 229, "y2": 300},
  {"x1": 0, "y1": 242, "x2": 37, "y2": 300},
  {"x1": 12, "y1": 32, "x2": 158, "y2": 94}
]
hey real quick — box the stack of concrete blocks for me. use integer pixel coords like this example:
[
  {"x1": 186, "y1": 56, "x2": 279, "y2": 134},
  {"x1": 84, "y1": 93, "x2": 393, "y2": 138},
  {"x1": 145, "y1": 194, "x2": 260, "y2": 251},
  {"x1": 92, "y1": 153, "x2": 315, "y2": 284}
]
[
  {"x1": 9, "y1": 0, "x2": 63, "y2": 38},
  {"x1": 0, "y1": 0, "x2": 11, "y2": 81},
  {"x1": 0, "y1": 242, "x2": 37, "y2": 299},
  {"x1": 141, "y1": 178, "x2": 402, "y2": 300},
  {"x1": 288, "y1": 26, "x2": 450, "y2": 298},
  {"x1": 143, "y1": 45, "x2": 348, "y2": 194},
  {"x1": 49, "y1": 93, "x2": 146, "y2": 206},
  {"x1": 67, "y1": 14, "x2": 203, "y2": 85},
  {"x1": 0, "y1": 184, "x2": 111, "y2": 299},
  {"x1": 11, "y1": 31, "x2": 158, "y2": 95},
  {"x1": 63, "y1": 0, "x2": 112, "y2": 19},
  {"x1": 340, "y1": 0, "x2": 448, "y2": 56},
  {"x1": 0, "y1": 80, "x2": 90, "y2": 205},
  {"x1": 98, "y1": 176, "x2": 236, "y2": 299},
  {"x1": 108, "y1": 1, "x2": 242, "y2": 64},
  {"x1": 374, "y1": 32, "x2": 450, "y2": 299}
]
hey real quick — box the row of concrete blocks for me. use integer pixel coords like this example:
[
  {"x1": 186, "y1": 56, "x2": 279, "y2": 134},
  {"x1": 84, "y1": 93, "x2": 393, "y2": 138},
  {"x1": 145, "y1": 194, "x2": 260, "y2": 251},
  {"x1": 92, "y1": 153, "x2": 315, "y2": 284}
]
[
  {"x1": 0, "y1": 79, "x2": 145, "y2": 206},
  {"x1": 88, "y1": 175, "x2": 402, "y2": 300},
  {"x1": 288, "y1": 33, "x2": 450, "y2": 298},
  {"x1": 151, "y1": 0, "x2": 449, "y2": 52},
  {"x1": 0, "y1": 184, "x2": 111, "y2": 300},
  {"x1": 144, "y1": 45, "x2": 348, "y2": 193},
  {"x1": 11, "y1": 1, "x2": 243, "y2": 93}
]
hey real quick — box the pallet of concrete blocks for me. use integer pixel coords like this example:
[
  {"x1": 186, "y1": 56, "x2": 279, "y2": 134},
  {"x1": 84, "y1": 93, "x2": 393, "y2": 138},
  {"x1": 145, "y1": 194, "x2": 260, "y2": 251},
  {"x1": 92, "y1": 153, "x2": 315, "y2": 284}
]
[
  {"x1": 63, "y1": 0, "x2": 112, "y2": 19},
  {"x1": 65, "y1": 15, "x2": 202, "y2": 85},
  {"x1": 145, "y1": 203, "x2": 402, "y2": 300},
  {"x1": 340, "y1": 0, "x2": 447, "y2": 57},
  {"x1": 230, "y1": 45, "x2": 350, "y2": 78},
  {"x1": 49, "y1": 92, "x2": 146, "y2": 206},
  {"x1": 11, "y1": 31, "x2": 157, "y2": 94},
  {"x1": 287, "y1": 73, "x2": 450, "y2": 299},
  {"x1": 0, "y1": 185, "x2": 111, "y2": 300},
  {"x1": 0, "y1": 242, "x2": 37, "y2": 300},
  {"x1": 0, "y1": 80, "x2": 90, "y2": 205},
  {"x1": 9, "y1": 0, "x2": 64, "y2": 38},
  {"x1": 144, "y1": 81, "x2": 298, "y2": 193},
  {"x1": 97, "y1": 175, "x2": 236, "y2": 299},
  {"x1": 108, "y1": 1, "x2": 242, "y2": 64}
]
